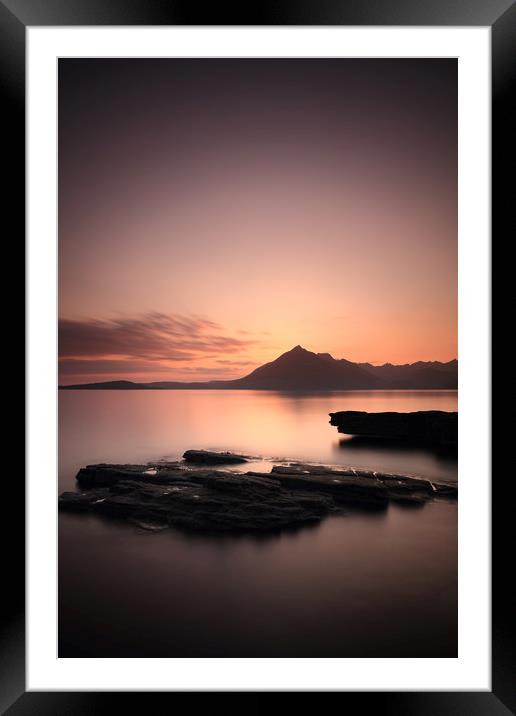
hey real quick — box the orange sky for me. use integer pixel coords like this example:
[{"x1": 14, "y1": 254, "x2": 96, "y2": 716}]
[{"x1": 58, "y1": 59, "x2": 457, "y2": 384}]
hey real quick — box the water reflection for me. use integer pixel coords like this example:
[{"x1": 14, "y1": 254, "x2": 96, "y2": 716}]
[
  {"x1": 59, "y1": 389, "x2": 458, "y2": 492},
  {"x1": 338, "y1": 434, "x2": 458, "y2": 459},
  {"x1": 59, "y1": 389, "x2": 458, "y2": 657},
  {"x1": 59, "y1": 500, "x2": 457, "y2": 657}
]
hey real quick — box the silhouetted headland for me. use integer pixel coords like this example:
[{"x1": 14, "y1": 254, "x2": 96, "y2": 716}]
[
  {"x1": 330, "y1": 410, "x2": 458, "y2": 446},
  {"x1": 59, "y1": 346, "x2": 458, "y2": 391}
]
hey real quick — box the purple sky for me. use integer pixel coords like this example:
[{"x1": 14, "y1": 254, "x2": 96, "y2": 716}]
[{"x1": 59, "y1": 59, "x2": 457, "y2": 384}]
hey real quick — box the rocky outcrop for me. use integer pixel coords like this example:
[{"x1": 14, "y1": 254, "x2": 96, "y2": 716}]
[
  {"x1": 182, "y1": 450, "x2": 249, "y2": 465},
  {"x1": 59, "y1": 458, "x2": 457, "y2": 534},
  {"x1": 329, "y1": 410, "x2": 458, "y2": 446}
]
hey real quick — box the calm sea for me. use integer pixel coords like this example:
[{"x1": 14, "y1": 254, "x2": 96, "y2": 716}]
[{"x1": 59, "y1": 390, "x2": 457, "y2": 657}]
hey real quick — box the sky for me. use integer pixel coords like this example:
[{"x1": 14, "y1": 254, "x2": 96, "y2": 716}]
[{"x1": 59, "y1": 58, "x2": 457, "y2": 384}]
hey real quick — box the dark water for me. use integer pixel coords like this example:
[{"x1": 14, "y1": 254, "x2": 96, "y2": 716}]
[{"x1": 59, "y1": 390, "x2": 457, "y2": 657}]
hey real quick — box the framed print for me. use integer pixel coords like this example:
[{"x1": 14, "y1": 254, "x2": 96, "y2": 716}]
[{"x1": 4, "y1": 0, "x2": 512, "y2": 711}]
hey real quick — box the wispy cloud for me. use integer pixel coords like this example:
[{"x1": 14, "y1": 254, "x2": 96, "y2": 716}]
[
  {"x1": 59, "y1": 358, "x2": 168, "y2": 375},
  {"x1": 59, "y1": 312, "x2": 256, "y2": 382},
  {"x1": 215, "y1": 358, "x2": 255, "y2": 367}
]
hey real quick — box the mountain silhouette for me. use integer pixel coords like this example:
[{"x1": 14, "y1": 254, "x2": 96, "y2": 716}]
[
  {"x1": 358, "y1": 358, "x2": 458, "y2": 389},
  {"x1": 60, "y1": 345, "x2": 457, "y2": 390},
  {"x1": 230, "y1": 345, "x2": 384, "y2": 390}
]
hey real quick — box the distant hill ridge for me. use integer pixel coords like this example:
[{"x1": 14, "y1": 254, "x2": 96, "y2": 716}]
[{"x1": 60, "y1": 345, "x2": 458, "y2": 390}]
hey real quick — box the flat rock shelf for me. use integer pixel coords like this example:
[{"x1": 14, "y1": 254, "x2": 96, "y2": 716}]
[
  {"x1": 59, "y1": 453, "x2": 457, "y2": 534},
  {"x1": 329, "y1": 410, "x2": 458, "y2": 446}
]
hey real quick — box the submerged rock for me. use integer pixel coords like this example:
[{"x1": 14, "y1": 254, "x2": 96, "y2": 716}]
[
  {"x1": 59, "y1": 455, "x2": 457, "y2": 535},
  {"x1": 329, "y1": 410, "x2": 458, "y2": 446},
  {"x1": 182, "y1": 449, "x2": 250, "y2": 465}
]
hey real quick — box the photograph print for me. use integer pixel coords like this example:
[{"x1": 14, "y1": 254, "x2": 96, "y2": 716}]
[{"x1": 58, "y1": 58, "x2": 458, "y2": 658}]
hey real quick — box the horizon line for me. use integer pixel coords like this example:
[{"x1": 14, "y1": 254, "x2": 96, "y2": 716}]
[{"x1": 58, "y1": 346, "x2": 458, "y2": 388}]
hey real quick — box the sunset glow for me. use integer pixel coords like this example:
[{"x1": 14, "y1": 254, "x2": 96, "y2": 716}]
[{"x1": 59, "y1": 59, "x2": 457, "y2": 384}]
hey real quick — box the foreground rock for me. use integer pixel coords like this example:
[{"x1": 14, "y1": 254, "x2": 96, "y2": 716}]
[
  {"x1": 59, "y1": 458, "x2": 457, "y2": 534},
  {"x1": 182, "y1": 449, "x2": 249, "y2": 465},
  {"x1": 329, "y1": 410, "x2": 458, "y2": 446}
]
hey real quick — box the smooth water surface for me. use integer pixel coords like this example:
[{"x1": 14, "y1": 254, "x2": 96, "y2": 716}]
[
  {"x1": 59, "y1": 390, "x2": 457, "y2": 657},
  {"x1": 59, "y1": 389, "x2": 457, "y2": 490}
]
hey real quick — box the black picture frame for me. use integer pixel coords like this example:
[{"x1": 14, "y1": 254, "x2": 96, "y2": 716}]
[{"x1": 4, "y1": 0, "x2": 510, "y2": 711}]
